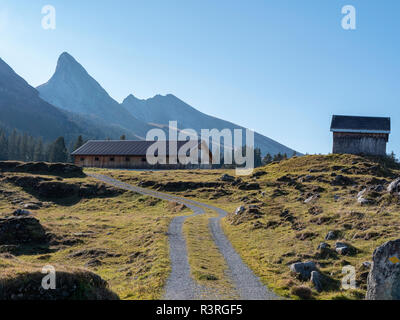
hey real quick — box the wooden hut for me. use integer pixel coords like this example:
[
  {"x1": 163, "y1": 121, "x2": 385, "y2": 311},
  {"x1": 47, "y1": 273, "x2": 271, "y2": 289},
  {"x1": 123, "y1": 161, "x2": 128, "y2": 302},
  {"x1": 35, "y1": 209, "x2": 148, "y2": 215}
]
[{"x1": 330, "y1": 115, "x2": 391, "y2": 156}]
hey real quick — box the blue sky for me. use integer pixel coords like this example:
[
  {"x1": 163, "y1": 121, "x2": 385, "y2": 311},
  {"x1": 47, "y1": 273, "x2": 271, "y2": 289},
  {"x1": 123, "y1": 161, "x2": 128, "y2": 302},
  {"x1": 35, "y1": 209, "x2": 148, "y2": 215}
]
[{"x1": 0, "y1": 0, "x2": 399, "y2": 155}]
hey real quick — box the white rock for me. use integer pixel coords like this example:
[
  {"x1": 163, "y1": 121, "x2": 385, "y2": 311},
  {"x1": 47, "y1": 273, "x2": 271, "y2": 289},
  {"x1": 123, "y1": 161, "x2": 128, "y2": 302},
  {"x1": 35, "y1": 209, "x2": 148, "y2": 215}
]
[{"x1": 235, "y1": 206, "x2": 245, "y2": 215}]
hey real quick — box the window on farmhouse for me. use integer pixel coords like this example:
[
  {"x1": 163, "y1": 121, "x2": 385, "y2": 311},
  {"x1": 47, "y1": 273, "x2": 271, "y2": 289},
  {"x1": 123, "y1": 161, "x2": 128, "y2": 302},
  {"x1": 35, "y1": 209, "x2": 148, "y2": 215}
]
[
  {"x1": 95, "y1": 157, "x2": 99, "y2": 161},
  {"x1": 110, "y1": 157, "x2": 115, "y2": 162},
  {"x1": 80, "y1": 158, "x2": 84, "y2": 161},
  {"x1": 125, "y1": 157, "x2": 130, "y2": 161},
  {"x1": 141, "y1": 157, "x2": 146, "y2": 162}
]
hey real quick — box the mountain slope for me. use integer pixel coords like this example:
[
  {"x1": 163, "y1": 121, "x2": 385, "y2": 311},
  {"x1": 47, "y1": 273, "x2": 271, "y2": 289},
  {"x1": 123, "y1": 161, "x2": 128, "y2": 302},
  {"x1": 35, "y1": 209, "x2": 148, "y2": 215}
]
[
  {"x1": 0, "y1": 57, "x2": 82, "y2": 141},
  {"x1": 0, "y1": 57, "x2": 142, "y2": 142},
  {"x1": 122, "y1": 94, "x2": 297, "y2": 156},
  {"x1": 37, "y1": 52, "x2": 151, "y2": 139}
]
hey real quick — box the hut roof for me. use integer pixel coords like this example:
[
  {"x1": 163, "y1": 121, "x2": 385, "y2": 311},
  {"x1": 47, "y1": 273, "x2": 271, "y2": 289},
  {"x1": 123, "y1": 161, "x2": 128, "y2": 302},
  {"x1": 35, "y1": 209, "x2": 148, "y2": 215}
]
[
  {"x1": 71, "y1": 140, "x2": 202, "y2": 156},
  {"x1": 330, "y1": 115, "x2": 391, "y2": 133}
]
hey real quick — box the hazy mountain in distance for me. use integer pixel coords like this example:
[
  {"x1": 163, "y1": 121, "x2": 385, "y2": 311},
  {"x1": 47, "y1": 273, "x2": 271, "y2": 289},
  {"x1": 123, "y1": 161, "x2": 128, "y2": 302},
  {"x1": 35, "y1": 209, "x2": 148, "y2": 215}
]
[
  {"x1": 122, "y1": 93, "x2": 298, "y2": 156},
  {"x1": 37, "y1": 52, "x2": 151, "y2": 139}
]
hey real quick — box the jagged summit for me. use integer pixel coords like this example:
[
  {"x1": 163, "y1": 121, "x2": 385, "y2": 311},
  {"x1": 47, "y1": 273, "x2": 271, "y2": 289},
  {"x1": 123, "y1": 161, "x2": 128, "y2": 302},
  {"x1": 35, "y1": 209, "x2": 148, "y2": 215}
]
[
  {"x1": 54, "y1": 52, "x2": 87, "y2": 75},
  {"x1": 37, "y1": 53, "x2": 152, "y2": 137}
]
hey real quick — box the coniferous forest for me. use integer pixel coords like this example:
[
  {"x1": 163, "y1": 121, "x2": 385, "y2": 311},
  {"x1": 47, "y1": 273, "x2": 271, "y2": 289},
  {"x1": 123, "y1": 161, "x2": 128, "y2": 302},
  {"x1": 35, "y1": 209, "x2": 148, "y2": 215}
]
[{"x1": 0, "y1": 127, "x2": 84, "y2": 163}]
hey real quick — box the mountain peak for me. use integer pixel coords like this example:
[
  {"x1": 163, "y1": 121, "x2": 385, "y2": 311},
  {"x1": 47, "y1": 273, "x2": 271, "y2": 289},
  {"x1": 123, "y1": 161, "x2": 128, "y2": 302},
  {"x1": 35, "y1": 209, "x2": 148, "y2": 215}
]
[
  {"x1": 55, "y1": 52, "x2": 87, "y2": 76},
  {"x1": 124, "y1": 94, "x2": 140, "y2": 103}
]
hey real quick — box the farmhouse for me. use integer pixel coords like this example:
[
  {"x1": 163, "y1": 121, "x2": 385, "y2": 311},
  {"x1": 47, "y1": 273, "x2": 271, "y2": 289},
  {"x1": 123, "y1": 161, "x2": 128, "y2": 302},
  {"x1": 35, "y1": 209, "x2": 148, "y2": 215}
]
[
  {"x1": 330, "y1": 115, "x2": 391, "y2": 156},
  {"x1": 71, "y1": 140, "x2": 213, "y2": 169}
]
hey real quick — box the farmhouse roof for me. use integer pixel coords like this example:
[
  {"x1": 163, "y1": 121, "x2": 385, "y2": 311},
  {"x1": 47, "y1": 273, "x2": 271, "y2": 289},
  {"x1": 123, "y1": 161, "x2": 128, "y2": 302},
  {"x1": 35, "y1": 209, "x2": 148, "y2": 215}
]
[
  {"x1": 330, "y1": 115, "x2": 391, "y2": 133},
  {"x1": 71, "y1": 140, "x2": 202, "y2": 156}
]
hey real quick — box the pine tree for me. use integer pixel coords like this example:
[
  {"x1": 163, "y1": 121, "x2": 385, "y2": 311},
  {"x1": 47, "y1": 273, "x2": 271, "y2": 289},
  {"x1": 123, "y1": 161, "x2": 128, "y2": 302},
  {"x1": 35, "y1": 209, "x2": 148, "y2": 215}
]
[
  {"x1": 73, "y1": 135, "x2": 84, "y2": 151},
  {"x1": 0, "y1": 129, "x2": 8, "y2": 160},
  {"x1": 48, "y1": 137, "x2": 68, "y2": 163},
  {"x1": 262, "y1": 153, "x2": 272, "y2": 165},
  {"x1": 254, "y1": 148, "x2": 262, "y2": 168},
  {"x1": 33, "y1": 138, "x2": 44, "y2": 161},
  {"x1": 273, "y1": 153, "x2": 283, "y2": 162},
  {"x1": 15, "y1": 134, "x2": 23, "y2": 160},
  {"x1": 27, "y1": 135, "x2": 35, "y2": 161},
  {"x1": 8, "y1": 129, "x2": 18, "y2": 160},
  {"x1": 20, "y1": 133, "x2": 28, "y2": 161}
]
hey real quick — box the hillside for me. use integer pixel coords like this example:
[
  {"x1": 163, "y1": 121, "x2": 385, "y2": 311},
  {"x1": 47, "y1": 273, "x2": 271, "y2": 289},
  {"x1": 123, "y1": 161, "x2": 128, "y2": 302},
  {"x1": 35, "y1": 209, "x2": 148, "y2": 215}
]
[
  {"x1": 0, "y1": 57, "x2": 81, "y2": 141},
  {"x1": 103, "y1": 154, "x2": 400, "y2": 299},
  {"x1": 122, "y1": 93, "x2": 298, "y2": 156}
]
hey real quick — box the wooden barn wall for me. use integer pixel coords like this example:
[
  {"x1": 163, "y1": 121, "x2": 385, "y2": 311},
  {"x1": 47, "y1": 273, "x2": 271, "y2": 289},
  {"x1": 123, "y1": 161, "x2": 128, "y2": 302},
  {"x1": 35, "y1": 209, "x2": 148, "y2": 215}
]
[
  {"x1": 74, "y1": 155, "x2": 212, "y2": 169},
  {"x1": 332, "y1": 133, "x2": 388, "y2": 156}
]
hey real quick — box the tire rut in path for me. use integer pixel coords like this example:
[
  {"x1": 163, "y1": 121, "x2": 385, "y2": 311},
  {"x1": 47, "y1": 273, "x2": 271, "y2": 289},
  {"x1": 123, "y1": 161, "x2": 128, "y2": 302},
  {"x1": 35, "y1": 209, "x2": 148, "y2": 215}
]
[{"x1": 88, "y1": 173, "x2": 279, "y2": 300}]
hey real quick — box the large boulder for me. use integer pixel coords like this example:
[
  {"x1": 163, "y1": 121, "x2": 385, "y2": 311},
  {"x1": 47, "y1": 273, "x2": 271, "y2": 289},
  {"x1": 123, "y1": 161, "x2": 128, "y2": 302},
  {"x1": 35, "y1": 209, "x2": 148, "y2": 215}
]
[
  {"x1": 0, "y1": 216, "x2": 47, "y2": 245},
  {"x1": 0, "y1": 161, "x2": 84, "y2": 177},
  {"x1": 366, "y1": 239, "x2": 400, "y2": 300},
  {"x1": 290, "y1": 261, "x2": 318, "y2": 281}
]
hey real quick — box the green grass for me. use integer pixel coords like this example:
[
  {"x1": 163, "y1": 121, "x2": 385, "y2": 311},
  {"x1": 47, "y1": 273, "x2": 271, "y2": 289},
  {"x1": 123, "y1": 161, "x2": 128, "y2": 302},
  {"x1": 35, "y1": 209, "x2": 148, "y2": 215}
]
[
  {"x1": 182, "y1": 210, "x2": 238, "y2": 299},
  {"x1": 0, "y1": 171, "x2": 192, "y2": 299},
  {"x1": 102, "y1": 154, "x2": 400, "y2": 299}
]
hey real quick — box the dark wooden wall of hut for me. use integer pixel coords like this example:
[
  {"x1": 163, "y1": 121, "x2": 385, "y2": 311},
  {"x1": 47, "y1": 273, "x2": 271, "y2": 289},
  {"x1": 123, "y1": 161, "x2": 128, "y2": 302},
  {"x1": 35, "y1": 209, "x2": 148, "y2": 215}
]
[
  {"x1": 332, "y1": 132, "x2": 388, "y2": 156},
  {"x1": 74, "y1": 155, "x2": 212, "y2": 169}
]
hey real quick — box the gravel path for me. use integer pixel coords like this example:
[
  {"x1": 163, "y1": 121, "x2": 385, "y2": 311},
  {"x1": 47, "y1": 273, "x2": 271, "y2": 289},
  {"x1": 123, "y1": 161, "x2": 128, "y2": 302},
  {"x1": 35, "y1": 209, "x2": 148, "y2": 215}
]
[{"x1": 89, "y1": 173, "x2": 279, "y2": 300}]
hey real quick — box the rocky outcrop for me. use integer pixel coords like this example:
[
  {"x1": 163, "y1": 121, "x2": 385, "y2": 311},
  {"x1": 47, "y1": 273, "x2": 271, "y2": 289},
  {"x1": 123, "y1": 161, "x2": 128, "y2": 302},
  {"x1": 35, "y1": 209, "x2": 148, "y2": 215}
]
[
  {"x1": 6, "y1": 175, "x2": 123, "y2": 199},
  {"x1": 0, "y1": 216, "x2": 47, "y2": 245},
  {"x1": 0, "y1": 267, "x2": 119, "y2": 300},
  {"x1": 366, "y1": 239, "x2": 400, "y2": 300},
  {"x1": 0, "y1": 161, "x2": 84, "y2": 177},
  {"x1": 38, "y1": 181, "x2": 80, "y2": 198}
]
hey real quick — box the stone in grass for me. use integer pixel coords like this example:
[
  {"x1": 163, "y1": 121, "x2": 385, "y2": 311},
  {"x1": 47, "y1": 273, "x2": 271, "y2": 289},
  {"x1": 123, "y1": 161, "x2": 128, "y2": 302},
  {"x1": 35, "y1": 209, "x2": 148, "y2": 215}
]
[
  {"x1": 366, "y1": 239, "x2": 400, "y2": 300},
  {"x1": 234, "y1": 206, "x2": 245, "y2": 215},
  {"x1": 290, "y1": 261, "x2": 318, "y2": 281},
  {"x1": 304, "y1": 194, "x2": 320, "y2": 204},
  {"x1": 387, "y1": 178, "x2": 400, "y2": 194},
  {"x1": 220, "y1": 174, "x2": 235, "y2": 182},
  {"x1": 325, "y1": 230, "x2": 339, "y2": 241},
  {"x1": 335, "y1": 242, "x2": 356, "y2": 256},
  {"x1": 13, "y1": 209, "x2": 32, "y2": 216},
  {"x1": 310, "y1": 271, "x2": 324, "y2": 292},
  {"x1": 23, "y1": 203, "x2": 41, "y2": 210},
  {"x1": 357, "y1": 197, "x2": 370, "y2": 205},
  {"x1": 317, "y1": 242, "x2": 330, "y2": 250}
]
